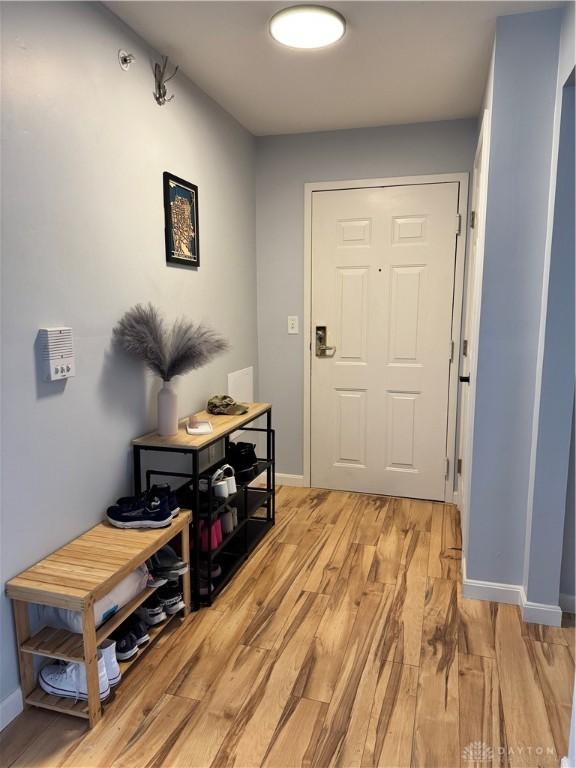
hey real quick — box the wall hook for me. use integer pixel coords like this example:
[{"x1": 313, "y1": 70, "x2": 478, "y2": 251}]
[
  {"x1": 118, "y1": 50, "x2": 135, "y2": 71},
  {"x1": 154, "y1": 56, "x2": 179, "y2": 106}
]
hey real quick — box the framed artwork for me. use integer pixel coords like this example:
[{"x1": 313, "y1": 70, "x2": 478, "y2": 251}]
[{"x1": 163, "y1": 172, "x2": 200, "y2": 267}]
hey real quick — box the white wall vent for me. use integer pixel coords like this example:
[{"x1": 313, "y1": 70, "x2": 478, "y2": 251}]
[{"x1": 39, "y1": 327, "x2": 75, "y2": 381}]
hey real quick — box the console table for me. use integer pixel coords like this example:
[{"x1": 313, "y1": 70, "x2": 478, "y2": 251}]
[{"x1": 132, "y1": 403, "x2": 275, "y2": 609}]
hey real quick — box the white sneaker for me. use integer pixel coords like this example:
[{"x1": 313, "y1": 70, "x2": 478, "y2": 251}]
[
  {"x1": 100, "y1": 639, "x2": 121, "y2": 687},
  {"x1": 220, "y1": 464, "x2": 237, "y2": 494},
  {"x1": 39, "y1": 654, "x2": 110, "y2": 701}
]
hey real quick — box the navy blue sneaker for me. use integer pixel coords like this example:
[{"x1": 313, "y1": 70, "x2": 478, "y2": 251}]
[
  {"x1": 122, "y1": 616, "x2": 150, "y2": 646},
  {"x1": 148, "y1": 484, "x2": 180, "y2": 518},
  {"x1": 110, "y1": 628, "x2": 139, "y2": 661},
  {"x1": 106, "y1": 496, "x2": 172, "y2": 529}
]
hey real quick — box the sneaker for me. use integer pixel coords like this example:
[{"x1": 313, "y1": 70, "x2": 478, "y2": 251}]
[
  {"x1": 199, "y1": 560, "x2": 222, "y2": 578},
  {"x1": 110, "y1": 628, "x2": 139, "y2": 661},
  {"x1": 221, "y1": 508, "x2": 234, "y2": 535},
  {"x1": 119, "y1": 616, "x2": 150, "y2": 647},
  {"x1": 148, "y1": 484, "x2": 180, "y2": 517},
  {"x1": 106, "y1": 496, "x2": 172, "y2": 529},
  {"x1": 135, "y1": 594, "x2": 167, "y2": 625},
  {"x1": 149, "y1": 545, "x2": 188, "y2": 579},
  {"x1": 228, "y1": 442, "x2": 258, "y2": 482},
  {"x1": 198, "y1": 576, "x2": 213, "y2": 597},
  {"x1": 39, "y1": 655, "x2": 110, "y2": 701},
  {"x1": 157, "y1": 581, "x2": 185, "y2": 615},
  {"x1": 146, "y1": 564, "x2": 168, "y2": 589},
  {"x1": 99, "y1": 639, "x2": 121, "y2": 686}
]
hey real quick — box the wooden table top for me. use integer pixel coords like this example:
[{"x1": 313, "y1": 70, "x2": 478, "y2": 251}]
[
  {"x1": 132, "y1": 402, "x2": 271, "y2": 451},
  {"x1": 5, "y1": 511, "x2": 191, "y2": 609}
]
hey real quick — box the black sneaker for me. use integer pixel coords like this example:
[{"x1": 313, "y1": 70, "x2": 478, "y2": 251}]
[
  {"x1": 148, "y1": 484, "x2": 180, "y2": 518},
  {"x1": 157, "y1": 581, "x2": 185, "y2": 615},
  {"x1": 106, "y1": 496, "x2": 172, "y2": 529},
  {"x1": 135, "y1": 594, "x2": 167, "y2": 625},
  {"x1": 228, "y1": 442, "x2": 258, "y2": 482},
  {"x1": 110, "y1": 629, "x2": 139, "y2": 661},
  {"x1": 123, "y1": 617, "x2": 150, "y2": 646},
  {"x1": 149, "y1": 545, "x2": 188, "y2": 580}
]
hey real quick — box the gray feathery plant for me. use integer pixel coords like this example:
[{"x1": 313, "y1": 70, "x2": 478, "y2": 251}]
[
  {"x1": 113, "y1": 303, "x2": 228, "y2": 381},
  {"x1": 166, "y1": 317, "x2": 228, "y2": 380}
]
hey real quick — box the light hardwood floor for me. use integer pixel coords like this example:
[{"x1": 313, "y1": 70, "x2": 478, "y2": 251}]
[{"x1": 1, "y1": 488, "x2": 574, "y2": 768}]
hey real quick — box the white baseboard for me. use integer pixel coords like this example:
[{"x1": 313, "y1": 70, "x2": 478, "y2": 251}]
[
  {"x1": 521, "y1": 588, "x2": 563, "y2": 627},
  {"x1": 276, "y1": 473, "x2": 307, "y2": 487},
  {"x1": 559, "y1": 592, "x2": 576, "y2": 614},
  {"x1": 0, "y1": 687, "x2": 23, "y2": 732},
  {"x1": 462, "y1": 557, "x2": 524, "y2": 604},
  {"x1": 462, "y1": 558, "x2": 563, "y2": 626}
]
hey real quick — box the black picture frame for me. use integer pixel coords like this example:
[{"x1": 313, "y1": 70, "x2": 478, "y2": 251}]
[{"x1": 163, "y1": 172, "x2": 200, "y2": 268}]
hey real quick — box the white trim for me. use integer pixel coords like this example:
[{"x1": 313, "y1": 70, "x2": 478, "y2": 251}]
[
  {"x1": 303, "y1": 172, "x2": 469, "y2": 500},
  {"x1": 276, "y1": 473, "x2": 306, "y2": 487},
  {"x1": 0, "y1": 687, "x2": 23, "y2": 732},
  {"x1": 521, "y1": 588, "x2": 563, "y2": 627},
  {"x1": 560, "y1": 592, "x2": 576, "y2": 613},
  {"x1": 462, "y1": 558, "x2": 564, "y2": 627},
  {"x1": 452, "y1": 488, "x2": 461, "y2": 510},
  {"x1": 462, "y1": 556, "x2": 524, "y2": 605},
  {"x1": 461, "y1": 108, "x2": 492, "y2": 565}
]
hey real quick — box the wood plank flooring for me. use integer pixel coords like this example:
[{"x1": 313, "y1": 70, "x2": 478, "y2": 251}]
[{"x1": 1, "y1": 488, "x2": 574, "y2": 768}]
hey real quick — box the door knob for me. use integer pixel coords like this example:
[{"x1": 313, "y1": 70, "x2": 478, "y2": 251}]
[{"x1": 315, "y1": 326, "x2": 336, "y2": 357}]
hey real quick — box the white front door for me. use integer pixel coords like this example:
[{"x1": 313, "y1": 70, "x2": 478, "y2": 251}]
[{"x1": 310, "y1": 182, "x2": 460, "y2": 500}]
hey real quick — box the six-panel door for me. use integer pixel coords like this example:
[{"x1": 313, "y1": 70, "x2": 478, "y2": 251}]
[{"x1": 311, "y1": 182, "x2": 460, "y2": 500}]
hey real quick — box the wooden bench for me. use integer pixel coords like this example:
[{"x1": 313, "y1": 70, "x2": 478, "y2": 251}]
[{"x1": 6, "y1": 511, "x2": 191, "y2": 727}]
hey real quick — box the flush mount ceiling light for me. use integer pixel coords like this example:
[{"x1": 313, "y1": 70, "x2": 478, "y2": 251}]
[{"x1": 269, "y1": 5, "x2": 346, "y2": 49}]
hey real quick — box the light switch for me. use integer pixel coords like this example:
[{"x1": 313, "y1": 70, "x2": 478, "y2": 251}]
[{"x1": 287, "y1": 316, "x2": 299, "y2": 334}]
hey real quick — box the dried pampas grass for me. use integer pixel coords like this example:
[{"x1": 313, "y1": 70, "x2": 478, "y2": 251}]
[{"x1": 113, "y1": 303, "x2": 228, "y2": 381}]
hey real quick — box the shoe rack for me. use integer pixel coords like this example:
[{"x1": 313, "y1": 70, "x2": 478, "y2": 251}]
[
  {"x1": 132, "y1": 403, "x2": 275, "y2": 609},
  {"x1": 5, "y1": 512, "x2": 191, "y2": 728}
]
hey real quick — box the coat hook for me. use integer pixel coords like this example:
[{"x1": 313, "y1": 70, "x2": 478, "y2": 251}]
[
  {"x1": 118, "y1": 49, "x2": 135, "y2": 71},
  {"x1": 154, "y1": 56, "x2": 179, "y2": 106}
]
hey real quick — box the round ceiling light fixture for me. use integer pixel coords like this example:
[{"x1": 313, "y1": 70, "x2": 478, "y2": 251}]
[{"x1": 269, "y1": 5, "x2": 346, "y2": 50}]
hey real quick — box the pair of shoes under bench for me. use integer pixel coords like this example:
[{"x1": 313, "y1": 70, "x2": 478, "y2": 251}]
[
  {"x1": 110, "y1": 617, "x2": 150, "y2": 661},
  {"x1": 148, "y1": 545, "x2": 188, "y2": 583},
  {"x1": 39, "y1": 651, "x2": 111, "y2": 702}
]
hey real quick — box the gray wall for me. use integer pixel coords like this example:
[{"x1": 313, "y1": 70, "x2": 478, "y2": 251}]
[
  {"x1": 467, "y1": 8, "x2": 566, "y2": 588},
  {"x1": 255, "y1": 119, "x2": 478, "y2": 476},
  {"x1": 1, "y1": 2, "x2": 257, "y2": 705},
  {"x1": 525, "y1": 76, "x2": 574, "y2": 606}
]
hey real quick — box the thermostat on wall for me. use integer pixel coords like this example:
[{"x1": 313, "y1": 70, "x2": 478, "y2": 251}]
[{"x1": 39, "y1": 327, "x2": 75, "y2": 381}]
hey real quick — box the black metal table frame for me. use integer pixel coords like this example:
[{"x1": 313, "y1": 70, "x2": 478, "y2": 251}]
[{"x1": 132, "y1": 407, "x2": 275, "y2": 609}]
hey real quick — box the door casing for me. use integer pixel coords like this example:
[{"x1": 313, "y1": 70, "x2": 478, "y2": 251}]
[{"x1": 303, "y1": 173, "x2": 470, "y2": 502}]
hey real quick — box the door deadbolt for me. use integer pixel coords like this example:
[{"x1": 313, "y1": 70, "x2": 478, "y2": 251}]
[{"x1": 315, "y1": 326, "x2": 336, "y2": 357}]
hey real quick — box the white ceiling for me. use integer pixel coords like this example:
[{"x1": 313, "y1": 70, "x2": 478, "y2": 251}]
[{"x1": 108, "y1": 1, "x2": 563, "y2": 136}]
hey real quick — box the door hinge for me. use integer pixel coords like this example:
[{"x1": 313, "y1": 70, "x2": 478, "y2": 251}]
[
  {"x1": 462, "y1": 339, "x2": 468, "y2": 357},
  {"x1": 449, "y1": 340, "x2": 454, "y2": 362},
  {"x1": 456, "y1": 213, "x2": 462, "y2": 235},
  {"x1": 470, "y1": 210, "x2": 476, "y2": 229},
  {"x1": 457, "y1": 458, "x2": 463, "y2": 475},
  {"x1": 445, "y1": 457, "x2": 450, "y2": 479}
]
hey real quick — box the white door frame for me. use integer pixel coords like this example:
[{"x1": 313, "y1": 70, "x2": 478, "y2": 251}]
[
  {"x1": 460, "y1": 111, "x2": 491, "y2": 554},
  {"x1": 303, "y1": 172, "x2": 470, "y2": 502}
]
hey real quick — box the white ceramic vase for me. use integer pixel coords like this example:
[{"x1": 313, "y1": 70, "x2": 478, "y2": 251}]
[{"x1": 157, "y1": 379, "x2": 178, "y2": 436}]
